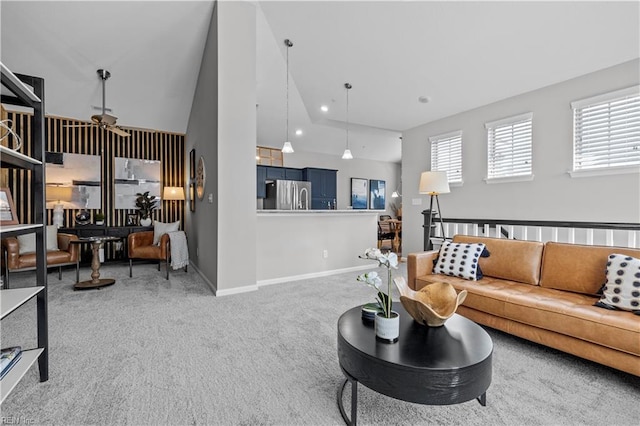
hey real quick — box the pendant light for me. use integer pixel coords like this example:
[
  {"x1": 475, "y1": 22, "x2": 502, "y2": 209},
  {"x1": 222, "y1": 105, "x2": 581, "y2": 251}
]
[
  {"x1": 342, "y1": 83, "x2": 353, "y2": 159},
  {"x1": 282, "y1": 39, "x2": 294, "y2": 153}
]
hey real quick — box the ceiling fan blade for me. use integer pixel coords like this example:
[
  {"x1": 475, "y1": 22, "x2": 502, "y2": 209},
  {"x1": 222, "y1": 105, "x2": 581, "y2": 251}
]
[
  {"x1": 101, "y1": 113, "x2": 118, "y2": 126},
  {"x1": 108, "y1": 126, "x2": 130, "y2": 138},
  {"x1": 64, "y1": 124, "x2": 93, "y2": 128}
]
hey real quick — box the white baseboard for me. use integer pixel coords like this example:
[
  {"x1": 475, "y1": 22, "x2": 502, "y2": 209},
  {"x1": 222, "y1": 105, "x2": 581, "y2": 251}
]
[
  {"x1": 257, "y1": 264, "x2": 372, "y2": 287},
  {"x1": 191, "y1": 262, "x2": 381, "y2": 296},
  {"x1": 189, "y1": 261, "x2": 259, "y2": 297}
]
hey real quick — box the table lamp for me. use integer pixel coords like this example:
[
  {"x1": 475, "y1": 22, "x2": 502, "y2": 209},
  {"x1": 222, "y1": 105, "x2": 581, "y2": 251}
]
[
  {"x1": 419, "y1": 171, "x2": 450, "y2": 250},
  {"x1": 163, "y1": 186, "x2": 185, "y2": 204},
  {"x1": 46, "y1": 185, "x2": 73, "y2": 228}
]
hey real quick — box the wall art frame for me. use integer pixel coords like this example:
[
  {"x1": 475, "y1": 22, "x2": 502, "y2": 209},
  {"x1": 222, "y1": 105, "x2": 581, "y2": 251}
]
[
  {"x1": 0, "y1": 187, "x2": 19, "y2": 225},
  {"x1": 126, "y1": 213, "x2": 138, "y2": 226},
  {"x1": 189, "y1": 182, "x2": 196, "y2": 212},
  {"x1": 350, "y1": 178, "x2": 368, "y2": 210},
  {"x1": 369, "y1": 179, "x2": 386, "y2": 210},
  {"x1": 190, "y1": 149, "x2": 196, "y2": 180}
]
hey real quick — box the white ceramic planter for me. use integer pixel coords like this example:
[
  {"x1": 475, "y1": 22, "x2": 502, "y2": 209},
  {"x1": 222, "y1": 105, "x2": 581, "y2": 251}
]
[
  {"x1": 140, "y1": 218, "x2": 152, "y2": 226},
  {"x1": 375, "y1": 311, "x2": 399, "y2": 343}
]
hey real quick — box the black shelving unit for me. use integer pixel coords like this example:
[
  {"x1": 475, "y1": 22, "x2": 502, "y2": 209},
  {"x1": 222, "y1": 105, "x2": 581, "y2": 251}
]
[{"x1": 0, "y1": 62, "x2": 48, "y2": 403}]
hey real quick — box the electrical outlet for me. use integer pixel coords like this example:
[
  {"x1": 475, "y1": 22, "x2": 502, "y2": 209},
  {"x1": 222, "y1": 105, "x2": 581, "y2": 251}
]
[
  {"x1": 412, "y1": 198, "x2": 422, "y2": 206},
  {"x1": 323, "y1": 249, "x2": 328, "y2": 258},
  {"x1": 208, "y1": 193, "x2": 213, "y2": 203}
]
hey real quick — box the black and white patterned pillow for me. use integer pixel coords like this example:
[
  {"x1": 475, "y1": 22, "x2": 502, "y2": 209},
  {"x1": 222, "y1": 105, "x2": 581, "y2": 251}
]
[
  {"x1": 595, "y1": 254, "x2": 640, "y2": 315},
  {"x1": 434, "y1": 241, "x2": 487, "y2": 281}
]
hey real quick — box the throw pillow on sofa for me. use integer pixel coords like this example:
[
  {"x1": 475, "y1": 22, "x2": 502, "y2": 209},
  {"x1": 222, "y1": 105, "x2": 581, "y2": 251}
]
[
  {"x1": 17, "y1": 225, "x2": 59, "y2": 254},
  {"x1": 434, "y1": 240, "x2": 488, "y2": 281},
  {"x1": 595, "y1": 254, "x2": 640, "y2": 315},
  {"x1": 153, "y1": 221, "x2": 180, "y2": 245}
]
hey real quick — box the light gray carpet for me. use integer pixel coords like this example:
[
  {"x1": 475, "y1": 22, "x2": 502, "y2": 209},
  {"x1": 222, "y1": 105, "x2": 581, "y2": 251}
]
[{"x1": 1, "y1": 262, "x2": 638, "y2": 425}]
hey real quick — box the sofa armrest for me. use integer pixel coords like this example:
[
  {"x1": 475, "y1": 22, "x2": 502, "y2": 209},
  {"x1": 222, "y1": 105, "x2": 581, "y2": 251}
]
[
  {"x1": 407, "y1": 250, "x2": 439, "y2": 291},
  {"x1": 159, "y1": 233, "x2": 170, "y2": 259},
  {"x1": 57, "y1": 233, "x2": 79, "y2": 262},
  {"x1": 1, "y1": 237, "x2": 20, "y2": 269}
]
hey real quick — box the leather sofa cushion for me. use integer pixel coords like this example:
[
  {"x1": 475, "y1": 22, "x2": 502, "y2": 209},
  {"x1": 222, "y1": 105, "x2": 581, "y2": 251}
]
[
  {"x1": 17, "y1": 250, "x2": 73, "y2": 269},
  {"x1": 540, "y1": 242, "x2": 640, "y2": 295},
  {"x1": 452, "y1": 235, "x2": 544, "y2": 285},
  {"x1": 417, "y1": 274, "x2": 640, "y2": 356}
]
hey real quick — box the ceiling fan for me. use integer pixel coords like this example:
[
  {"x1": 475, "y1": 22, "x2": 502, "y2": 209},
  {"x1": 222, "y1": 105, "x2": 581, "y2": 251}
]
[{"x1": 66, "y1": 69, "x2": 130, "y2": 137}]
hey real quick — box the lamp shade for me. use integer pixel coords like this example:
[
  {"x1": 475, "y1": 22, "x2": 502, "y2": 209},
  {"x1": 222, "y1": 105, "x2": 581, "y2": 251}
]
[
  {"x1": 46, "y1": 186, "x2": 73, "y2": 202},
  {"x1": 341, "y1": 149, "x2": 353, "y2": 160},
  {"x1": 281, "y1": 141, "x2": 294, "y2": 153},
  {"x1": 419, "y1": 171, "x2": 450, "y2": 195},
  {"x1": 163, "y1": 186, "x2": 185, "y2": 201}
]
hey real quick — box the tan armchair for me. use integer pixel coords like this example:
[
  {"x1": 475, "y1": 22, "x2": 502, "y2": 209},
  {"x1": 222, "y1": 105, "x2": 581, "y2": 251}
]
[
  {"x1": 2, "y1": 233, "x2": 79, "y2": 288},
  {"x1": 128, "y1": 231, "x2": 171, "y2": 280}
]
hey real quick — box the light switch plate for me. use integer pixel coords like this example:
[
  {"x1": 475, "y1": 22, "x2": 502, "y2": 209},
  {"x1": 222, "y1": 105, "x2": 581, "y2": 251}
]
[{"x1": 411, "y1": 198, "x2": 422, "y2": 205}]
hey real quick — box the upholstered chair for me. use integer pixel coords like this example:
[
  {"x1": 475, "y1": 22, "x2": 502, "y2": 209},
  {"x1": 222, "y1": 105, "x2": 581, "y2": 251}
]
[
  {"x1": 2, "y1": 232, "x2": 79, "y2": 288},
  {"x1": 127, "y1": 231, "x2": 171, "y2": 280}
]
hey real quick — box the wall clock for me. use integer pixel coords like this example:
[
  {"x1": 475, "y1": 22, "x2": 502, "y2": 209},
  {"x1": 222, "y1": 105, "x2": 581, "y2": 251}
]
[{"x1": 196, "y1": 156, "x2": 206, "y2": 200}]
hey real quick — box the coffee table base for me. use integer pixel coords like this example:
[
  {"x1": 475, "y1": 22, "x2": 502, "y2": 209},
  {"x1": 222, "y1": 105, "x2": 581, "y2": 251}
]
[
  {"x1": 74, "y1": 278, "x2": 116, "y2": 291},
  {"x1": 337, "y1": 373, "x2": 487, "y2": 426}
]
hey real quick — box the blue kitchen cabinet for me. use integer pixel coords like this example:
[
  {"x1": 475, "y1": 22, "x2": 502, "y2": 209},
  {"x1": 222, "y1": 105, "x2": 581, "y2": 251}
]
[{"x1": 302, "y1": 167, "x2": 337, "y2": 209}]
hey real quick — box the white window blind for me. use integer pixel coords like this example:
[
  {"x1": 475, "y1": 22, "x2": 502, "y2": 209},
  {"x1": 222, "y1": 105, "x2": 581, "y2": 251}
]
[
  {"x1": 572, "y1": 86, "x2": 640, "y2": 171},
  {"x1": 485, "y1": 112, "x2": 533, "y2": 180},
  {"x1": 430, "y1": 131, "x2": 463, "y2": 184}
]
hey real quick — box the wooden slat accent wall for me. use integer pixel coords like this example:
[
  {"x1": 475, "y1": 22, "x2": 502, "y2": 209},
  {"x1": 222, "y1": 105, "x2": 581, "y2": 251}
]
[{"x1": 3, "y1": 111, "x2": 185, "y2": 228}]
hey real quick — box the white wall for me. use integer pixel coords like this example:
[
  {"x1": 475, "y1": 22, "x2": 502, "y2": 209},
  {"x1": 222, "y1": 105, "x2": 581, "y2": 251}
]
[
  {"x1": 402, "y1": 59, "x2": 640, "y2": 255},
  {"x1": 256, "y1": 212, "x2": 378, "y2": 282},
  {"x1": 217, "y1": 1, "x2": 257, "y2": 292},
  {"x1": 273, "y1": 151, "x2": 402, "y2": 217},
  {"x1": 186, "y1": 1, "x2": 258, "y2": 294}
]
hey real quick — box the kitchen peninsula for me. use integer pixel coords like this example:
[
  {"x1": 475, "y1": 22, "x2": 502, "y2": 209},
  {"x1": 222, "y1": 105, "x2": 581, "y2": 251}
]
[{"x1": 256, "y1": 210, "x2": 378, "y2": 284}]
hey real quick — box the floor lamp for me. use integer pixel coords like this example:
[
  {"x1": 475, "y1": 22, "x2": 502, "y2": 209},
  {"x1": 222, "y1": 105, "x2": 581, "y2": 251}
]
[{"x1": 419, "y1": 171, "x2": 450, "y2": 250}]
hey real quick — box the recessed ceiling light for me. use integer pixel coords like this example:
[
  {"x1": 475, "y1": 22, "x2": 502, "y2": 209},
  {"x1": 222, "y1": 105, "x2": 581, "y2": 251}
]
[
  {"x1": 320, "y1": 105, "x2": 329, "y2": 112},
  {"x1": 295, "y1": 129, "x2": 303, "y2": 136},
  {"x1": 418, "y1": 96, "x2": 431, "y2": 104}
]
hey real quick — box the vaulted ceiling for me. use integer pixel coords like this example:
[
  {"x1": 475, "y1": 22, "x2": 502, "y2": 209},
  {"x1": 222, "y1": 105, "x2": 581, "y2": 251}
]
[{"x1": 2, "y1": 1, "x2": 639, "y2": 164}]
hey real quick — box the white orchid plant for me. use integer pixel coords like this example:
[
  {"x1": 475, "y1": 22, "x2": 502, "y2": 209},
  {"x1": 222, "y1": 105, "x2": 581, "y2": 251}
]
[{"x1": 357, "y1": 248, "x2": 399, "y2": 318}]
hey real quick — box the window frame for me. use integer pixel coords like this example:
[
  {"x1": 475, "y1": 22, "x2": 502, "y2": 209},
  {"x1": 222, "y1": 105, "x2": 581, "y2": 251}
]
[
  {"x1": 429, "y1": 130, "x2": 463, "y2": 186},
  {"x1": 569, "y1": 85, "x2": 640, "y2": 177},
  {"x1": 484, "y1": 112, "x2": 534, "y2": 183}
]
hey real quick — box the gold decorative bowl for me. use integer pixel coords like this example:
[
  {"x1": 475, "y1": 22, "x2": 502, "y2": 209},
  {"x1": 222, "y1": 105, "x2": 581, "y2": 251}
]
[{"x1": 394, "y1": 276, "x2": 467, "y2": 327}]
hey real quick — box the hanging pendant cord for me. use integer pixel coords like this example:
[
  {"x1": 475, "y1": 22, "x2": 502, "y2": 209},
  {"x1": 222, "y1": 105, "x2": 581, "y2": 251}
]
[
  {"x1": 346, "y1": 86, "x2": 349, "y2": 150},
  {"x1": 345, "y1": 83, "x2": 352, "y2": 151},
  {"x1": 285, "y1": 40, "x2": 292, "y2": 143}
]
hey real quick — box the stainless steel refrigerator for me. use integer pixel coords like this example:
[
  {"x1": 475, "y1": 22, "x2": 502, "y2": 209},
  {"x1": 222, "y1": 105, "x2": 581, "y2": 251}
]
[{"x1": 264, "y1": 180, "x2": 312, "y2": 210}]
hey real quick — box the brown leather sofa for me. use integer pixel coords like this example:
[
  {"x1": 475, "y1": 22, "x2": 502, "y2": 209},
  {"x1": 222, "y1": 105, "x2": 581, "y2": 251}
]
[
  {"x1": 2, "y1": 233, "x2": 79, "y2": 288},
  {"x1": 408, "y1": 234, "x2": 640, "y2": 376}
]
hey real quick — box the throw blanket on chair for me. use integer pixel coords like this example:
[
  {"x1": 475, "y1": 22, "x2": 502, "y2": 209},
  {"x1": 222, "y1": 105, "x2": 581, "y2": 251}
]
[{"x1": 168, "y1": 231, "x2": 189, "y2": 270}]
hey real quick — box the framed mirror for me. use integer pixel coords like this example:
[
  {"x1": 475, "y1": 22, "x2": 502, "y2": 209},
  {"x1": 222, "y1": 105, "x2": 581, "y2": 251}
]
[{"x1": 196, "y1": 156, "x2": 206, "y2": 200}]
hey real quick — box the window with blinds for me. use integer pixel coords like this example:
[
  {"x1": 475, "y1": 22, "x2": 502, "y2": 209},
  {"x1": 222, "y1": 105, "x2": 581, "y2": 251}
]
[
  {"x1": 430, "y1": 131, "x2": 463, "y2": 184},
  {"x1": 571, "y1": 86, "x2": 640, "y2": 172},
  {"x1": 485, "y1": 112, "x2": 533, "y2": 180}
]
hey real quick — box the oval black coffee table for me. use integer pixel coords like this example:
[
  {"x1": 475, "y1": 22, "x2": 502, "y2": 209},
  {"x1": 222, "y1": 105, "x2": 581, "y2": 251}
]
[{"x1": 337, "y1": 304, "x2": 493, "y2": 425}]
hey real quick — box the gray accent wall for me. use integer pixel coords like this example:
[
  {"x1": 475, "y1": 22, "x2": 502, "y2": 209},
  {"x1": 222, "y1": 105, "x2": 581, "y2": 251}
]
[
  {"x1": 186, "y1": 1, "x2": 258, "y2": 294},
  {"x1": 401, "y1": 59, "x2": 640, "y2": 256}
]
